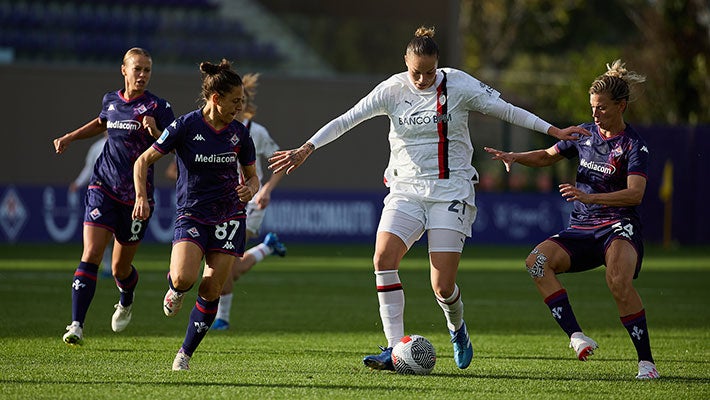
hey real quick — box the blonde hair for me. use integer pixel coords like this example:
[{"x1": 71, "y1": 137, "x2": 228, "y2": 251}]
[
  {"x1": 122, "y1": 47, "x2": 151, "y2": 65},
  {"x1": 589, "y1": 59, "x2": 646, "y2": 102},
  {"x1": 241, "y1": 73, "x2": 260, "y2": 119},
  {"x1": 406, "y1": 26, "x2": 439, "y2": 57}
]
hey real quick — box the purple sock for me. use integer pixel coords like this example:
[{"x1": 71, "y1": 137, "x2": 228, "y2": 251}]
[
  {"x1": 115, "y1": 265, "x2": 138, "y2": 307},
  {"x1": 544, "y1": 289, "x2": 583, "y2": 337},
  {"x1": 71, "y1": 262, "x2": 99, "y2": 326},
  {"x1": 621, "y1": 309, "x2": 654, "y2": 363},
  {"x1": 180, "y1": 297, "x2": 219, "y2": 356}
]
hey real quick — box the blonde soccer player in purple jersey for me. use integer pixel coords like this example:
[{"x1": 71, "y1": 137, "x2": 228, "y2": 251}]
[
  {"x1": 54, "y1": 47, "x2": 175, "y2": 345},
  {"x1": 269, "y1": 26, "x2": 590, "y2": 371},
  {"x1": 484, "y1": 60, "x2": 659, "y2": 380},
  {"x1": 133, "y1": 59, "x2": 258, "y2": 371}
]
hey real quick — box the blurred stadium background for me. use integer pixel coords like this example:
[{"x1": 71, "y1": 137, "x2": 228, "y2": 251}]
[{"x1": 0, "y1": 0, "x2": 708, "y2": 247}]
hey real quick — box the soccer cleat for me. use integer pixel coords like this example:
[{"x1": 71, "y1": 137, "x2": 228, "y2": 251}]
[
  {"x1": 172, "y1": 350, "x2": 191, "y2": 371},
  {"x1": 636, "y1": 360, "x2": 660, "y2": 380},
  {"x1": 363, "y1": 346, "x2": 395, "y2": 371},
  {"x1": 450, "y1": 322, "x2": 474, "y2": 369},
  {"x1": 111, "y1": 303, "x2": 132, "y2": 332},
  {"x1": 63, "y1": 322, "x2": 84, "y2": 346},
  {"x1": 569, "y1": 332, "x2": 598, "y2": 361},
  {"x1": 211, "y1": 318, "x2": 230, "y2": 331},
  {"x1": 264, "y1": 232, "x2": 287, "y2": 257},
  {"x1": 163, "y1": 288, "x2": 185, "y2": 317}
]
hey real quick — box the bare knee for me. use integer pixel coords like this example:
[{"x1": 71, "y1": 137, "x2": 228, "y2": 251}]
[
  {"x1": 170, "y1": 271, "x2": 195, "y2": 292},
  {"x1": 525, "y1": 248, "x2": 548, "y2": 279},
  {"x1": 606, "y1": 273, "x2": 634, "y2": 300},
  {"x1": 373, "y1": 252, "x2": 399, "y2": 271}
]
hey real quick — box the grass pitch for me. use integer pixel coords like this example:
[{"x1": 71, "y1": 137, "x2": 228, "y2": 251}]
[{"x1": 0, "y1": 243, "x2": 708, "y2": 399}]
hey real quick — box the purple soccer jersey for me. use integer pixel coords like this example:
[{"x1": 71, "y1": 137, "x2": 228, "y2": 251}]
[
  {"x1": 555, "y1": 122, "x2": 649, "y2": 228},
  {"x1": 153, "y1": 109, "x2": 256, "y2": 225},
  {"x1": 93, "y1": 90, "x2": 175, "y2": 204}
]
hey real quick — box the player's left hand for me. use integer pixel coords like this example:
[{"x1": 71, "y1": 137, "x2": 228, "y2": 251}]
[
  {"x1": 132, "y1": 196, "x2": 151, "y2": 220},
  {"x1": 548, "y1": 126, "x2": 592, "y2": 141},
  {"x1": 141, "y1": 116, "x2": 160, "y2": 139},
  {"x1": 254, "y1": 190, "x2": 271, "y2": 209},
  {"x1": 236, "y1": 184, "x2": 254, "y2": 203},
  {"x1": 559, "y1": 183, "x2": 591, "y2": 204},
  {"x1": 268, "y1": 142, "x2": 314, "y2": 174}
]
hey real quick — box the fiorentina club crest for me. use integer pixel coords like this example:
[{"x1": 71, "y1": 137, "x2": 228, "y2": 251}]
[{"x1": 0, "y1": 187, "x2": 28, "y2": 242}]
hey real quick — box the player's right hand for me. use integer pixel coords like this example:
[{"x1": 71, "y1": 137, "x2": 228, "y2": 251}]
[
  {"x1": 483, "y1": 146, "x2": 516, "y2": 172},
  {"x1": 53, "y1": 136, "x2": 70, "y2": 154}
]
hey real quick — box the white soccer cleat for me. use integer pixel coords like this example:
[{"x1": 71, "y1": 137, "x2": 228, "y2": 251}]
[
  {"x1": 63, "y1": 321, "x2": 84, "y2": 346},
  {"x1": 172, "y1": 350, "x2": 191, "y2": 371},
  {"x1": 569, "y1": 332, "x2": 598, "y2": 361},
  {"x1": 163, "y1": 288, "x2": 184, "y2": 317},
  {"x1": 636, "y1": 360, "x2": 660, "y2": 380},
  {"x1": 111, "y1": 303, "x2": 133, "y2": 332}
]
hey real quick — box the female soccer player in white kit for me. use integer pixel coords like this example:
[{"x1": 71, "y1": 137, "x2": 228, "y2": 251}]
[{"x1": 269, "y1": 26, "x2": 590, "y2": 371}]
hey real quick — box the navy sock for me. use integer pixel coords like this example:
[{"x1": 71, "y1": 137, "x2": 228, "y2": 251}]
[
  {"x1": 544, "y1": 289, "x2": 583, "y2": 337},
  {"x1": 621, "y1": 309, "x2": 654, "y2": 363},
  {"x1": 115, "y1": 265, "x2": 138, "y2": 307},
  {"x1": 181, "y1": 297, "x2": 219, "y2": 356},
  {"x1": 71, "y1": 262, "x2": 99, "y2": 326}
]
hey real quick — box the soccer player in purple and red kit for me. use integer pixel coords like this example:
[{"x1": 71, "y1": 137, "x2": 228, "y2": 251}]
[
  {"x1": 133, "y1": 59, "x2": 259, "y2": 371},
  {"x1": 54, "y1": 48, "x2": 175, "y2": 345},
  {"x1": 485, "y1": 60, "x2": 659, "y2": 380}
]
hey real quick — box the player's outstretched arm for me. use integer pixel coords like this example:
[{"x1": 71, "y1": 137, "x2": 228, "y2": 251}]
[
  {"x1": 484, "y1": 146, "x2": 563, "y2": 172},
  {"x1": 53, "y1": 118, "x2": 106, "y2": 154},
  {"x1": 268, "y1": 142, "x2": 315, "y2": 175}
]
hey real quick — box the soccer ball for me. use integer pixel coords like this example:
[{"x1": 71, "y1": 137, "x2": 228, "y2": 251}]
[{"x1": 391, "y1": 334, "x2": 436, "y2": 375}]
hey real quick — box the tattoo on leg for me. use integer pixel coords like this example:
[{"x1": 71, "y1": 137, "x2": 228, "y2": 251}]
[{"x1": 527, "y1": 248, "x2": 546, "y2": 278}]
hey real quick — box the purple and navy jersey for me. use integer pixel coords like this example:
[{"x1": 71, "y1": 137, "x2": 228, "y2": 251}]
[
  {"x1": 92, "y1": 89, "x2": 174, "y2": 204},
  {"x1": 555, "y1": 122, "x2": 649, "y2": 228},
  {"x1": 153, "y1": 109, "x2": 256, "y2": 225}
]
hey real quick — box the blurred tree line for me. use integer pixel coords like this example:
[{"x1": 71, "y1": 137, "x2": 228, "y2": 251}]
[
  {"x1": 262, "y1": 0, "x2": 709, "y2": 125},
  {"x1": 260, "y1": 0, "x2": 707, "y2": 192},
  {"x1": 459, "y1": 0, "x2": 710, "y2": 126}
]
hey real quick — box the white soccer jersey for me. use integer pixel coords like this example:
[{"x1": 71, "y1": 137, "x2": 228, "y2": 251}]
[
  {"x1": 73, "y1": 135, "x2": 107, "y2": 187},
  {"x1": 244, "y1": 119, "x2": 280, "y2": 184},
  {"x1": 308, "y1": 68, "x2": 552, "y2": 188}
]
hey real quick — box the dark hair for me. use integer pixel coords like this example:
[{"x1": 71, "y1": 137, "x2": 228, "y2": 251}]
[
  {"x1": 406, "y1": 26, "x2": 439, "y2": 58},
  {"x1": 200, "y1": 59, "x2": 243, "y2": 102}
]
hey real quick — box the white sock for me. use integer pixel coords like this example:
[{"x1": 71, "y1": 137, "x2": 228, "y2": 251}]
[
  {"x1": 247, "y1": 243, "x2": 270, "y2": 262},
  {"x1": 216, "y1": 293, "x2": 233, "y2": 322},
  {"x1": 436, "y1": 284, "x2": 464, "y2": 332},
  {"x1": 375, "y1": 270, "x2": 405, "y2": 348}
]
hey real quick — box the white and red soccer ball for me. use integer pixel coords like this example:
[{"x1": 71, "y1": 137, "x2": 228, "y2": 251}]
[{"x1": 391, "y1": 334, "x2": 436, "y2": 375}]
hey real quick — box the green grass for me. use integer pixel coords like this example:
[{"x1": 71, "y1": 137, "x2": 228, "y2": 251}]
[{"x1": 0, "y1": 243, "x2": 708, "y2": 399}]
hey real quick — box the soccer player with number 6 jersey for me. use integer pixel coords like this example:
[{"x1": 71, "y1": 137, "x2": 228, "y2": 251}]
[
  {"x1": 53, "y1": 48, "x2": 175, "y2": 346},
  {"x1": 132, "y1": 59, "x2": 258, "y2": 371},
  {"x1": 484, "y1": 60, "x2": 659, "y2": 380}
]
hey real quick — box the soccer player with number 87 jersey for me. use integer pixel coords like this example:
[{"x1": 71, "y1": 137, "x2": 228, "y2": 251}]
[
  {"x1": 133, "y1": 59, "x2": 258, "y2": 371},
  {"x1": 484, "y1": 60, "x2": 659, "y2": 380}
]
